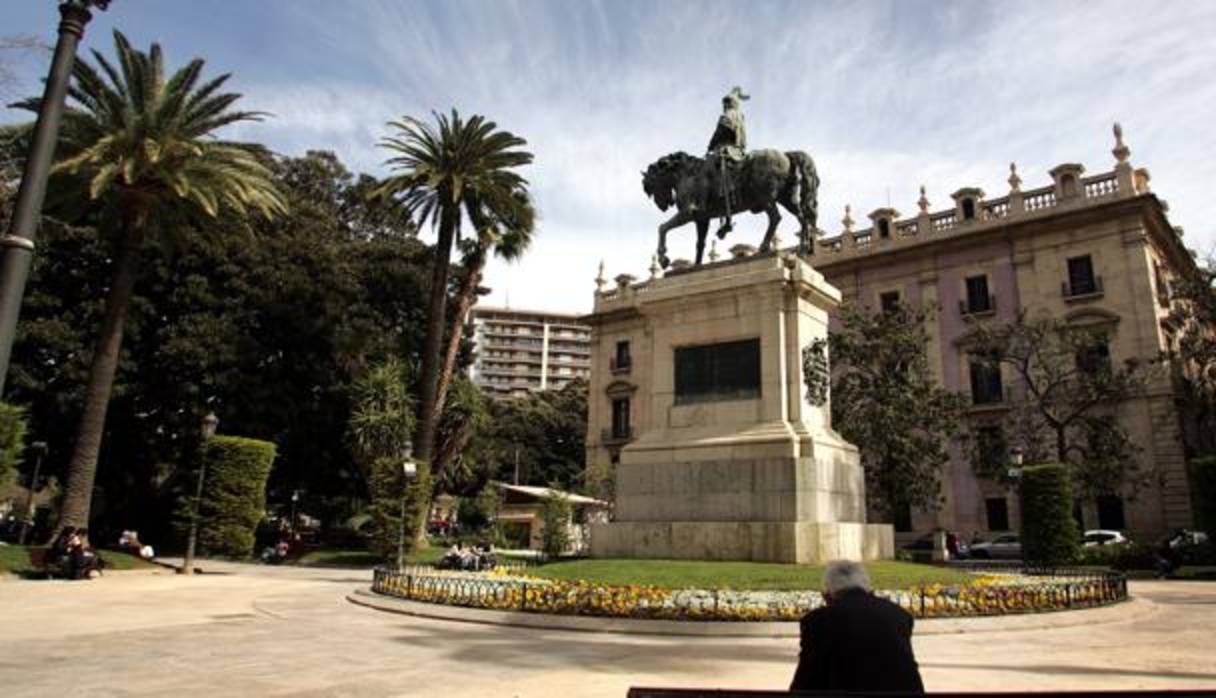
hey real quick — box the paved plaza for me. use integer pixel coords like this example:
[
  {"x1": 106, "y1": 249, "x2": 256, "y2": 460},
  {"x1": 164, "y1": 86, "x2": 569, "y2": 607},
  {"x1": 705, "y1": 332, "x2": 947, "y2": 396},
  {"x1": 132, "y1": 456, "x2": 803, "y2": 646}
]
[{"x1": 1, "y1": 562, "x2": 1214, "y2": 697}]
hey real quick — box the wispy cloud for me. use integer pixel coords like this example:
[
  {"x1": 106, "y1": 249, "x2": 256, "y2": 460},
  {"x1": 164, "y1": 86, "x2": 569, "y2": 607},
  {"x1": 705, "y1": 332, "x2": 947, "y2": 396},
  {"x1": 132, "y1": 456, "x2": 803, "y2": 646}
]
[{"x1": 6, "y1": 1, "x2": 1216, "y2": 311}]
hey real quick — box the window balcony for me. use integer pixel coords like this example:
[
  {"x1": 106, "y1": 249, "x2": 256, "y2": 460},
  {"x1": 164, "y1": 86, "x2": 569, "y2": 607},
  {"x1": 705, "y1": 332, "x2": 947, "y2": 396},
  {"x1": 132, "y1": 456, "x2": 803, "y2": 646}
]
[
  {"x1": 959, "y1": 294, "x2": 997, "y2": 317},
  {"x1": 1062, "y1": 276, "x2": 1104, "y2": 300},
  {"x1": 610, "y1": 356, "x2": 632, "y2": 374},
  {"x1": 601, "y1": 427, "x2": 634, "y2": 445}
]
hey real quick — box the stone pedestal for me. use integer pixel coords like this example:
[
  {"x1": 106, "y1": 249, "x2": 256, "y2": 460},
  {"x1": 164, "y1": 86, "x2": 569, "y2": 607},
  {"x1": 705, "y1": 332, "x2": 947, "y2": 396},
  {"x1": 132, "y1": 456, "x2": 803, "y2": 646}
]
[{"x1": 588, "y1": 253, "x2": 893, "y2": 563}]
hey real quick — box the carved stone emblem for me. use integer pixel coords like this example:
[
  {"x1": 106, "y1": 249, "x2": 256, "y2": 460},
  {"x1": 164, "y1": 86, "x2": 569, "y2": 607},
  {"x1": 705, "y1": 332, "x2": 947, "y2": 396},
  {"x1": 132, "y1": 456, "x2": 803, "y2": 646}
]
[{"x1": 803, "y1": 338, "x2": 829, "y2": 406}]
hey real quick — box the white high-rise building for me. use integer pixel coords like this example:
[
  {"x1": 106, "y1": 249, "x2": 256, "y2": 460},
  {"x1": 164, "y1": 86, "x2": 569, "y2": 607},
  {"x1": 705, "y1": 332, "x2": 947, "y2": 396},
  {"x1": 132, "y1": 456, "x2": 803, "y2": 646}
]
[{"x1": 468, "y1": 307, "x2": 591, "y2": 400}]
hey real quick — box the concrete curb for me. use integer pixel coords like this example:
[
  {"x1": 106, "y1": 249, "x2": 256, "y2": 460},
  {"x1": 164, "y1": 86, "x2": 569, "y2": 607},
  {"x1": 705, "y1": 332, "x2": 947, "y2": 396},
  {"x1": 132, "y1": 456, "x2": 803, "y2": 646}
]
[{"x1": 346, "y1": 588, "x2": 1157, "y2": 638}]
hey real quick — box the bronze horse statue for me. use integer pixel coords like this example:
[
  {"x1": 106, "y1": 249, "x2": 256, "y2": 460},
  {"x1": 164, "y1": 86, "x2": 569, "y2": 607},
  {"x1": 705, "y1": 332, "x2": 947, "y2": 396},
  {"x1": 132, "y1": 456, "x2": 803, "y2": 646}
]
[{"x1": 641, "y1": 149, "x2": 819, "y2": 268}]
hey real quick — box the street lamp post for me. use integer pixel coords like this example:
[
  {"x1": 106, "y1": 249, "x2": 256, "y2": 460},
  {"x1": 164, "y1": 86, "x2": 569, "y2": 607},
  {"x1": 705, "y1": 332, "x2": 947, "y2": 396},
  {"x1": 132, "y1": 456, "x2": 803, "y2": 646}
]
[
  {"x1": 181, "y1": 412, "x2": 218, "y2": 575},
  {"x1": 290, "y1": 490, "x2": 300, "y2": 536},
  {"x1": 17, "y1": 441, "x2": 48, "y2": 545},
  {"x1": 1007, "y1": 446, "x2": 1026, "y2": 481},
  {"x1": 397, "y1": 441, "x2": 417, "y2": 572},
  {"x1": 0, "y1": 0, "x2": 111, "y2": 397}
]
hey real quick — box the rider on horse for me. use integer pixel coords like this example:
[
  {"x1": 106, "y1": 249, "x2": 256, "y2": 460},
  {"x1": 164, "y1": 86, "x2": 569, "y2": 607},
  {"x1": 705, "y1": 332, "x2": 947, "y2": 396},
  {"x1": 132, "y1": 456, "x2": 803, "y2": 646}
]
[{"x1": 707, "y1": 87, "x2": 748, "y2": 237}]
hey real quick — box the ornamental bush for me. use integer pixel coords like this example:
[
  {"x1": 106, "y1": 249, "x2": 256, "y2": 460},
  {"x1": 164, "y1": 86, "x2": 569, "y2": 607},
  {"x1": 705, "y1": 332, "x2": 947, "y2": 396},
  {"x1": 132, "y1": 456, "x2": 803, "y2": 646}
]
[
  {"x1": 0, "y1": 402, "x2": 27, "y2": 487},
  {"x1": 1189, "y1": 455, "x2": 1216, "y2": 536},
  {"x1": 197, "y1": 436, "x2": 277, "y2": 558},
  {"x1": 367, "y1": 455, "x2": 432, "y2": 559},
  {"x1": 1019, "y1": 463, "x2": 1080, "y2": 568}
]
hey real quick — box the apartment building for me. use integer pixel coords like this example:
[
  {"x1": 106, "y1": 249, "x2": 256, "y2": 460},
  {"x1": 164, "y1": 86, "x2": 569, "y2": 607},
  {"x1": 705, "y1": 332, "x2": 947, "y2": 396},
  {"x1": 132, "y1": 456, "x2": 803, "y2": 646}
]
[{"x1": 469, "y1": 307, "x2": 591, "y2": 400}]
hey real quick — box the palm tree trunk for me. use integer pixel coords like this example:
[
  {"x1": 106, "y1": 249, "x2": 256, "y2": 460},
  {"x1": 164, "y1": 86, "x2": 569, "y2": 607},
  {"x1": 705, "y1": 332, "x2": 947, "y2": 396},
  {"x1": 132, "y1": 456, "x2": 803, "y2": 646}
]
[
  {"x1": 432, "y1": 250, "x2": 485, "y2": 425},
  {"x1": 414, "y1": 203, "x2": 459, "y2": 464},
  {"x1": 56, "y1": 235, "x2": 141, "y2": 532}
]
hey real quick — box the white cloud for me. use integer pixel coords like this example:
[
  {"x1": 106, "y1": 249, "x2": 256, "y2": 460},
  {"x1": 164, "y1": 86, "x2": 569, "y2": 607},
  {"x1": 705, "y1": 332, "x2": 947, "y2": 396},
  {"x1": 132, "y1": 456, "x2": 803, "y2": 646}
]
[{"x1": 145, "y1": 0, "x2": 1216, "y2": 311}]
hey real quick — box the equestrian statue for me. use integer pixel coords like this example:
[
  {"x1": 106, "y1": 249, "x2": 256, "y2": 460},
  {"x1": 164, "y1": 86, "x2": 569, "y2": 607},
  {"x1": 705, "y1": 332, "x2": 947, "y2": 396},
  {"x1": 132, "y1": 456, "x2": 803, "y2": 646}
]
[{"x1": 642, "y1": 87, "x2": 820, "y2": 268}]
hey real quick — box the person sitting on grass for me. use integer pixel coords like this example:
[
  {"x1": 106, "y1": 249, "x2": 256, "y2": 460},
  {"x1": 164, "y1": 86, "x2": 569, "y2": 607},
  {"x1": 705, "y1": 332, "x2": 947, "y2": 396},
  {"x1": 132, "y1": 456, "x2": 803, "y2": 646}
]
[
  {"x1": 68, "y1": 529, "x2": 104, "y2": 580},
  {"x1": 47, "y1": 526, "x2": 77, "y2": 575},
  {"x1": 790, "y1": 560, "x2": 924, "y2": 693}
]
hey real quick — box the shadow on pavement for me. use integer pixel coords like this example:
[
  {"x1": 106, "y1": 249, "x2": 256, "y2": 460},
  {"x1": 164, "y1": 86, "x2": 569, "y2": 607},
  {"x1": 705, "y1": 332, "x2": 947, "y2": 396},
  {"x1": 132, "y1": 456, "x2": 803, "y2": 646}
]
[{"x1": 923, "y1": 662, "x2": 1216, "y2": 681}]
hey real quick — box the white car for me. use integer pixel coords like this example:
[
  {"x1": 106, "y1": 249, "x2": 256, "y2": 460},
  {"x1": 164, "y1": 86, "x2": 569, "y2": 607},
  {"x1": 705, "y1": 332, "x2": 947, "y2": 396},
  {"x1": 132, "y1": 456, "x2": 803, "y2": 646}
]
[
  {"x1": 1083, "y1": 529, "x2": 1130, "y2": 547},
  {"x1": 968, "y1": 534, "x2": 1021, "y2": 559}
]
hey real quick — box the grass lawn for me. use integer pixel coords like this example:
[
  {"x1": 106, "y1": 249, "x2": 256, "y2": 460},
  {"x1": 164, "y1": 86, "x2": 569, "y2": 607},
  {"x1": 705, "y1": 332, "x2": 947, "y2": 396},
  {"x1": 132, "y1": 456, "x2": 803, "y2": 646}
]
[
  {"x1": 0, "y1": 544, "x2": 157, "y2": 577},
  {"x1": 293, "y1": 546, "x2": 442, "y2": 568},
  {"x1": 526, "y1": 558, "x2": 973, "y2": 591}
]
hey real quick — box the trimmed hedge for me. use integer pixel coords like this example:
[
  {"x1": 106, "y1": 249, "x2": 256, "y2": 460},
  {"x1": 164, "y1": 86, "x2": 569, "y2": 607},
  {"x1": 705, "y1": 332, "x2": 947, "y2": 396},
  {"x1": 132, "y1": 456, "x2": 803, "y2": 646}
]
[
  {"x1": 197, "y1": 436, "x2": 277, "y2": 558},
  {"x1": 1189, "y1": 455, "x2": 1216, "y2": 536},
  {"x1": 1020, "y1": 463, "x2": 1080, "y2": 567},
  {"x1": 0, "y1": 402, "x2": 28, "y2": 487}
]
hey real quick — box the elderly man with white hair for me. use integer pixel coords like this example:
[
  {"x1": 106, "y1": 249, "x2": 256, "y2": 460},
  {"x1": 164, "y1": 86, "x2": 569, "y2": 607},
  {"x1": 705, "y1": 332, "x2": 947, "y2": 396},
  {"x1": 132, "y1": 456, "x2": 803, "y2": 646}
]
[{"x1": 789, "y1": 560, "x2": 924, "y2": 693}]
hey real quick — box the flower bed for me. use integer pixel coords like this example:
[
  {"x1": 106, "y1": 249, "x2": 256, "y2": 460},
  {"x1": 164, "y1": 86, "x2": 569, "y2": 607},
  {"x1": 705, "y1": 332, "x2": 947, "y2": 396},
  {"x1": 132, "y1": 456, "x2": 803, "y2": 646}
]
[{"x1": 371, "y1": 565, "x2": 1127, "y2": 622}]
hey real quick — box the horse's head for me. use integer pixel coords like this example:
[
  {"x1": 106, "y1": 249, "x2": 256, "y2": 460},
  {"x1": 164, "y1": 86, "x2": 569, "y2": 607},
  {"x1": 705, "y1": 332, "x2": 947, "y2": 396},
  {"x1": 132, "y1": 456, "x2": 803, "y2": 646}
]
[{"x1": 641, "y1": 152, "x2": 697, "y2": 213}]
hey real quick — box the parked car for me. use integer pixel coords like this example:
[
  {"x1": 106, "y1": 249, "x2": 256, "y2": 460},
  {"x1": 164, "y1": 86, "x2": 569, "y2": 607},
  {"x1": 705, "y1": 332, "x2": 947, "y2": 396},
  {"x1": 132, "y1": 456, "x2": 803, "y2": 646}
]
[
  {"x1": 1083, "y1": 529, "x2": 1131, "y2": 547},
  {"x1": 968, "y1": 534, "x2": 1021, "y2": 559},
  {"x1": 1166, "y1": 528, "x2": 1208, "y2": 549}
]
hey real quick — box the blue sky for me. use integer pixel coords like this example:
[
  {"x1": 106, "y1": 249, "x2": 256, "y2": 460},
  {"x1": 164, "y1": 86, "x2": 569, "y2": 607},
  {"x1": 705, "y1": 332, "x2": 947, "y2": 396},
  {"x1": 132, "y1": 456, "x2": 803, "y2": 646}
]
[{"x1": 5, "y1": 1, "x2": 1216, "y2": 313}]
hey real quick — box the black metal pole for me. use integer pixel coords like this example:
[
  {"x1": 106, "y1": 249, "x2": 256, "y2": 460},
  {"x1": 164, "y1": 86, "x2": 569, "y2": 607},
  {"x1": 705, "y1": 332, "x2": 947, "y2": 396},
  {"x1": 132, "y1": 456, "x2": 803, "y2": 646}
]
[{"x1": 0, "y1": 2, "x2": 104, "y2": 397}]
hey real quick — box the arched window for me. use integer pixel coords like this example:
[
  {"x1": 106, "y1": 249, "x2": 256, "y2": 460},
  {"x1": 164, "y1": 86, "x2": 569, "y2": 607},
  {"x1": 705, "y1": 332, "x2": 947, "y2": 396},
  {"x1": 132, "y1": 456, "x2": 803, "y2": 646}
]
[
  {"x1": 1061, "y1": 174, "x2": 1078, "y2": 198},
  {"x1": 961, "y1": 198, "x2": 976, "y2": 220}
]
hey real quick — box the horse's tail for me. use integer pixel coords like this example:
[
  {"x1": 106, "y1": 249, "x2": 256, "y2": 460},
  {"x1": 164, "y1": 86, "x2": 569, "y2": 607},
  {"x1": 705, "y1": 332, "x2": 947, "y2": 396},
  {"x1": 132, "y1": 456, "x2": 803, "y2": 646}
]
[{"x1": 788, "y1": 151, "x2": 819, "y2": 231}]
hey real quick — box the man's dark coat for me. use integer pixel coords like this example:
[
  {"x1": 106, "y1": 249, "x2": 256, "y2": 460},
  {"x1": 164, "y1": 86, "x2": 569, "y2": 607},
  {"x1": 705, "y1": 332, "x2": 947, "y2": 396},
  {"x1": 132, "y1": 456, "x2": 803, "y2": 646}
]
[{"x1": 790, "y1": 588, "x2": 925, "y2": 693}]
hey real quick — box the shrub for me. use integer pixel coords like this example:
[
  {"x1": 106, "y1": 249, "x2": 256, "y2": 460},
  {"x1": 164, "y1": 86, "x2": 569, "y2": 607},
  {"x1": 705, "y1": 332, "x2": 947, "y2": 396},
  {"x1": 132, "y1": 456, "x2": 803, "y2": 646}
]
[
  {"x1": 1189, "y1": 455, "x2": 1216, "y2": 535},
  {"x1": 1077, "y1": 542, "x2": 1157, "y2": 570},
  {"x1": 539, "y1": 489, "x2": 572, "y2": 557},
  {"x1": 1020, "y1": 463, "x2": 1080, "y2": 567},
  {"x1": 367, "y1": 456, "x2": 432, "y2": 560},
  {"x1": 197, "y1": 436, "x2": 277, "y2": 558},
  {"x1": 0, "y1": 402, "x2": 27, "y2": 487}
]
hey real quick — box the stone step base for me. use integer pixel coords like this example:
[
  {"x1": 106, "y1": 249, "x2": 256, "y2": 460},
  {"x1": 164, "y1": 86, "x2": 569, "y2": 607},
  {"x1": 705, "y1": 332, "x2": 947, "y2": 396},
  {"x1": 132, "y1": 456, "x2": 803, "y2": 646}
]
[{"x1": 589, "y1": 520, "x2": 893, "y2": 564}]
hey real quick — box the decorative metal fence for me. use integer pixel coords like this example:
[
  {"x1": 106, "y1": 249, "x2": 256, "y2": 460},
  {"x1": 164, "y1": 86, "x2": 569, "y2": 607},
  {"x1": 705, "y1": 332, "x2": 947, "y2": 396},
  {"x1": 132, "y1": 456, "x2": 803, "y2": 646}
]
[{"x1": 371, "y1": 566, "x2": 1127, "y2": 622}]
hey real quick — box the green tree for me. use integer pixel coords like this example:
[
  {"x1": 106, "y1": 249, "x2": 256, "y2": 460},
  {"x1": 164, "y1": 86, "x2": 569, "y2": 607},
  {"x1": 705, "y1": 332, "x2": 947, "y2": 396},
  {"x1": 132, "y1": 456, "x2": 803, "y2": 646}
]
[
  {"x1": 375, "y1": 111, "x2": 533, "y2": 464},
  {"x1": 9, "y1": 31, "x2": 285, "y2": 531},
  {"x1": 968, "y1": 313, "x2": 1151, "y2": 500},
  {"x1": 348, "y1": 358, "x2": 429, "y2": 555},
  {"x1": 4, "y1": 149, "x2": 429, "y2": 546},
  {"x1": 1163, "y1": 256, "x2": 1216, "y2": 454},
  {"x1": 0, "y1": 402, "x2": 27, "y2": 487},
  {"x1": 476, "y1": 379, "x2": 588, "y2": 492},
  {"x1": 539, "y1": 488, "x2": 572, "y2": 557},
  {"x1": 431, "y1": 375, "x2": 492, "y2": 496},
  {"x1": 830, "y1": 302, "x2": 968, "y2": 521}
]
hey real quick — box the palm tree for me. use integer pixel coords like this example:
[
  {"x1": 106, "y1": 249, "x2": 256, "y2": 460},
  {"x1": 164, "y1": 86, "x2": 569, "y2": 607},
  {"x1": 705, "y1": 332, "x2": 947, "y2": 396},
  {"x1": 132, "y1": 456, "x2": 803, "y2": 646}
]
[
  {"x1": 376, "y1": 111, "x2": 533, "y2": 464},
  {"x1": 11, "y1": 31, "x2": 285, "y2": 531},
  {"x1": 432, "y1": 188, "x2": 536, "y2": 423}
]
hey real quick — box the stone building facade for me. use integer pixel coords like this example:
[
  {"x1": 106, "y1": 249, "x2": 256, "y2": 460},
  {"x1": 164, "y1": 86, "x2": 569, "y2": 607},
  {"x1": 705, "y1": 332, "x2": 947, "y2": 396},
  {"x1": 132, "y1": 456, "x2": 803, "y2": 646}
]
[
  {"x1": 468, "y1": 307, "x2": 591, "y2": 400},
  {"x1": 586, "y1": 125, "x2": 1197, "y2": 540}
]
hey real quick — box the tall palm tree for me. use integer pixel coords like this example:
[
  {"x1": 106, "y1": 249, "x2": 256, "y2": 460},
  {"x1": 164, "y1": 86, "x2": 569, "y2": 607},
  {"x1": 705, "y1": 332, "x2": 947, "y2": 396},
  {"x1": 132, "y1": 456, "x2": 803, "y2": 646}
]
[
  {"x1": 376, "y1": 111, "x2": 533, "y2": 463},
  {"x1": 432, "y1": 188, "x2": 536, "y2": 423},
  {"x1": 11, "y1": 31, "x2": 285, "y2": 531}
]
